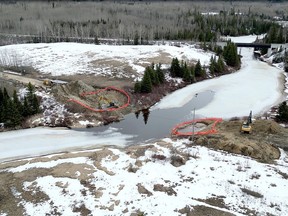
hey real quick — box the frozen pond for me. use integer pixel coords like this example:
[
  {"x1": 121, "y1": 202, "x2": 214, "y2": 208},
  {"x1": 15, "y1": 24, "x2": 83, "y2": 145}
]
[{"x1": 77, "y1": 90, "x2": 214, "y2": 143}]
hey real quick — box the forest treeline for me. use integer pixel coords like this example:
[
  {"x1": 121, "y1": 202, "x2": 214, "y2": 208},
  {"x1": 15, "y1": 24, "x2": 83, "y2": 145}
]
[
  {"x1": 0, "y1": 83, "x2": 40, "y2": 128},
  {"x1": 2, "y1": 0, "x2": 288, "y2": 2},
  {"x1": 0, "y1": 1, "x2": 287, "y2": 44}
]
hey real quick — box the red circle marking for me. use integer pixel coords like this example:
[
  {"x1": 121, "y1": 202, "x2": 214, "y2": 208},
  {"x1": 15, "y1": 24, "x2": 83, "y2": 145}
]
[
  {"x1": 171, "y1": 118, "x2": 222, "y2": 137},
  {"x1": 68, "y1": 86, "x2": 130, "y2": 112}
]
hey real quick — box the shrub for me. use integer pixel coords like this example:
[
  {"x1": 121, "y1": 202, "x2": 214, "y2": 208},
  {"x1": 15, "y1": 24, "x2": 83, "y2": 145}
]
[
  {"x1": 152, "y1": 154, "x2": 166, "y2": 160},
  {"x1": 241, "y1": 187, "x2": 264, "y2": 198},
  {"x1": 276, "y1": 101, "x2": 288, "y2": 122}
]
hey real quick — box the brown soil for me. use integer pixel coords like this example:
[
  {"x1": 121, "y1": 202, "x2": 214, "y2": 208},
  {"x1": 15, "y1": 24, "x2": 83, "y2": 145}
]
[
  {"x1": 51, "y1": 80, "x2": 134, "y2": 125},
  {"x1": 188, "y1": 205, "x2": 235, "y2": 216},
  {"x1": 191, "y1": 119, "x2": 288, "y2": 163},
  {"x1": 0, "y1": 71, "x2": 44, "y2": 87},
  {"x1": 56, "y1": 73, "x2": 134, "y2": 89}
]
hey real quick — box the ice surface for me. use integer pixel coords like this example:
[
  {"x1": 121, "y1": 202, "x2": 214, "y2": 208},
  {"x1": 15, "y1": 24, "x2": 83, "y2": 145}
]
[
  {"x1": 154, "y1": 46, "x2": 283, "y2": 119},
  {"x1": 0, "y1": 127, "x2": 134, "y2": 162}
]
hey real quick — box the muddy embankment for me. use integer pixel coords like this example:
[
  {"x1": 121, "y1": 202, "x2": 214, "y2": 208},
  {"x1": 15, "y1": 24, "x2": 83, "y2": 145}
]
[
  {"x1": 49, "y1": 78, "x2": 188, "y2": 127},
  {"x1": 191, "y1": 119, "x2": 288, "y2": 162}
]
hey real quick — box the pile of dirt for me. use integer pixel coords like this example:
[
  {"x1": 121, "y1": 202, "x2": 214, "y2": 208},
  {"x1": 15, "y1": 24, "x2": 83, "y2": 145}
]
[
  {"x1": 50, "y1": 81, "x2": 132, "y2": 126},
  {"x1": 52, "y1": 80, "x2": 94, "y2": 100},
  {"x1": 192, "y1": 120, "x2": 288, "y2": 162},
  {"x1": 218, "y1": 119, "x2": 287, "y2": 134},
  {"x1": 251, "y1": 120, "x2": 286, "y2": 134}
]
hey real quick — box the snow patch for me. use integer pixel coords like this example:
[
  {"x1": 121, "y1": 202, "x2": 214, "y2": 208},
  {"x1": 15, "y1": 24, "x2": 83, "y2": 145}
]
[
  {"x1": 79, "y1": 120, "x2": 94, "y2": 126},
  {"x1": 7, "y1": 157, "x2": 93, "y2": 173}
]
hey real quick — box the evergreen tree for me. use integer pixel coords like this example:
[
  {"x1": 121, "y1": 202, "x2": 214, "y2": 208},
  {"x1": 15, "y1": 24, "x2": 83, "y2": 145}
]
[
  {"x1": 150, "y1": 62, "x2": 155, "y2": 71},
  {"x1": 32, "y1": 94, "x2": 40, "y2": 114},
  {"x1": 0, "y1": 88, "x2": 3, "y2": 107},
  {"x1": 170, "y1": 58, "x2": 176, "y2": 77},
  {"x1": 233, "y1": 44, "x2": 240, "y2": 67},
  {"x1": 285, "y1": 51, "x2": 288, "y2": 73},
  {"x1": 0, "y1": 106, "x2": 2, "y2": 123},
  {"x1": 26, "y1": 82, "x2": 40, "y2": 115},
  {"x1": 201, "y1": 68, "x2": 206, "y2": 78},
  {"x1": 156, "y1": 63, "x2": 165, "y2": 84},
  {"x1": 13, "y1": 90, "x2": 22, "y2": 111},
  {"x1": 6, "y1": 98, "x2": 21, "y2": 127},
  {"x1": 3, "y1": 88, "x2": 9, "y2": 103},
  {"x1": 26, "y1": 82, "x2": 34, "y2": 109},
  {"x1": 1, "y1": 88, "x2": 9, "y2": 123},
  {"x1": 154, "y1": 70, "x2": 160, "y2": 86},
  {"x1": 183, "y1": 65, "x2": 192, "y2": 82},
  {"x1": 190, "y1": 66, "x2": 195, "y2": 83},
  {"x1": 146, "y1": 66, "x2": 159, "y2": 86},
  {"x1": 0, "y1": 88, "x2": 3, "y2": 123},
  {"x1": 134, "y1": 81, "x2": 141, "y2": 93},
  {"x1": 135, "y1": 63, "x2": 165, "y2": 94},
  {"x1": 209, "y1": 56, "x2": 217, "y2": 74},
  {"x1": 179, "y1": 60, "x2": 185, "y2": 78},
  {"x1": 194, "y1": 60, "x2": 203, "y2": 77},
  {"x1": 215, "y1": 46, "x2": 223, "y2": 56},
  {"x1": 22, "y1": 97, "x2": 31, "y2": 117},
  {"x1": 216, "y1": 56, "x2": 225, "y2": 73},
  {"x1": 170, "y1": 58, "x2": 181, "y2": 77},
  {"x1": 141, "y1": 70, "x2": 152, "y2": 93},
  {"x1": 223, "y1": 41, "x2": 240, "y2": 67},
  {"x1": 0, "y1": 85, "x2": 40, "y2": 128},
  {"x1": 276, "y1": 102, "x2": 288, "y2": 122},
  {"x1": 2, "y1": 99, "x2": 11, "y2": 127}
]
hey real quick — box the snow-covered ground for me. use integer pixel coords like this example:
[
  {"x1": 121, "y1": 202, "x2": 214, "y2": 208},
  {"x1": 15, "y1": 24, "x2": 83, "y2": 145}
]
[
  {"x1": 0, "y1": 43, "x2": 212, "y2": 78},
  {"x1": 222, "y1": 34, "x2": 265, "y2": 43},
  {"x1": 2, "y1": 138, "x2": 288, "y2": 216}
]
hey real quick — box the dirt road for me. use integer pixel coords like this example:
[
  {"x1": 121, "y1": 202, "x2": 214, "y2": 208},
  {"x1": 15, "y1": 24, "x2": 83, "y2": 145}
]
[{"x1": 0, "y1": 71, "x2": 44, "y2": 87}]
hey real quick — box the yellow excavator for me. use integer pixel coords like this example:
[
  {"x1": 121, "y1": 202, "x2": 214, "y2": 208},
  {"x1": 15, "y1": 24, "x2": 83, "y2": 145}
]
[
  {"x1": 241, "y1": 111, "x2": 252, "y2": 134},
  {"x1": 98, "y1": 95, "x2": 118, "y2": 109}
]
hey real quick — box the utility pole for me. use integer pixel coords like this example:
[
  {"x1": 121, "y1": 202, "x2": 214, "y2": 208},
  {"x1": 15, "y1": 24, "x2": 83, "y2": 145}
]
[
  {"x1": 192, "y1": 107, "x2": 196, "y2": 143},
  {"x1": 192, "y1": 93, "x2": 198, "y2": 143}
]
